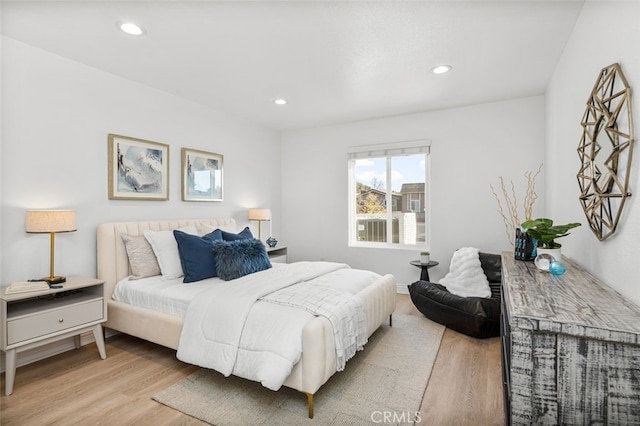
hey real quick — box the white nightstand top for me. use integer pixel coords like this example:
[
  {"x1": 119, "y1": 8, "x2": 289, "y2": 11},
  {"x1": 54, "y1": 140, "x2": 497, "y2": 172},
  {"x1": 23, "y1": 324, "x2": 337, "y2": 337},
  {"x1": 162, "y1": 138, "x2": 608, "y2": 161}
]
[{"x1": 1, "y1": 276, "x2": 104, "y2": 301}]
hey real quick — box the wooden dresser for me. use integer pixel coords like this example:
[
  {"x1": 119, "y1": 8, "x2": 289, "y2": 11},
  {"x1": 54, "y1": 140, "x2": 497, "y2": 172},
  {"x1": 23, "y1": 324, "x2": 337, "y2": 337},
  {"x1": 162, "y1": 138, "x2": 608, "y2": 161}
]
[{"x1": 501, "y1": 252, "x2": 640, "y2": 425}]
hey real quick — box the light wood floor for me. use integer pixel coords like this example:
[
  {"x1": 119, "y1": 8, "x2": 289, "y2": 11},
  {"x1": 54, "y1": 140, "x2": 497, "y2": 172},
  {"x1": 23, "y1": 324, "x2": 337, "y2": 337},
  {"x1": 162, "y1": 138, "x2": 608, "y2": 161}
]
[{"x1": 0, "y1": 294, "x2": 504, "y2": 425}]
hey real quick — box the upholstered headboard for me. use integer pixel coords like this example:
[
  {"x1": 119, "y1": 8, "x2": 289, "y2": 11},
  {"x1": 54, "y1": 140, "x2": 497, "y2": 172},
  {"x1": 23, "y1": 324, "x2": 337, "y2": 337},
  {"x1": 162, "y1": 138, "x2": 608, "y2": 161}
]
[{"x1": 96, "y1": 218, "x2": 237, "y2": 299}]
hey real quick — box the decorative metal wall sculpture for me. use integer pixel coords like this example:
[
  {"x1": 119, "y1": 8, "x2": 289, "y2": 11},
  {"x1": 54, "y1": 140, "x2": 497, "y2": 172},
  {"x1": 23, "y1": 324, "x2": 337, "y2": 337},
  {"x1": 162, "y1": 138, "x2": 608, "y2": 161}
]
[{"x1": 578, "y1": 63, "x2": 634, "y2": 240}]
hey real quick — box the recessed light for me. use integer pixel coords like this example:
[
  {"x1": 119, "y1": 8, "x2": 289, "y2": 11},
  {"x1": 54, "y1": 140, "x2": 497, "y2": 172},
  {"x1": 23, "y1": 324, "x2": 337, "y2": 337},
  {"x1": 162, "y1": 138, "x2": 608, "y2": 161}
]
[
  {"x1": 119, "y1": 22, "x2": 145, "y2": 36},
  {"x1": 432, "y1": 65, "x2": 452, "y2": 74},
  {"x1": 274, "y1": 98, "x2": 287, "y2": 105}
]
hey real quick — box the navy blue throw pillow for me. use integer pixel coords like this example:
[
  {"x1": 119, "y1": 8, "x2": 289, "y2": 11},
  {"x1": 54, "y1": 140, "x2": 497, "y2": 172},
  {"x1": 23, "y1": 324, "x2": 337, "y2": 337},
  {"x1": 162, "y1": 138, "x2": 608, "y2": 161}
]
[
  {"x1": 173, "y1": 230, "x2": 222, "y2": 283},
  {"x1": 213, "y1": 239, "x2": 272, "y2": 281},
  {"x1": 210, "y1": 226, "x2": 254, "y2": 242}
]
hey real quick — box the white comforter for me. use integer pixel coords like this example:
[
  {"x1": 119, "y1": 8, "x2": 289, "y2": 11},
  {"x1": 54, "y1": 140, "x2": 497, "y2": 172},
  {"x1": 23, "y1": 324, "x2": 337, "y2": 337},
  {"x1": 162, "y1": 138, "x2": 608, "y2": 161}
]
[{"x1": 177, "y1": 261, "x2": 377, "y2": 390}]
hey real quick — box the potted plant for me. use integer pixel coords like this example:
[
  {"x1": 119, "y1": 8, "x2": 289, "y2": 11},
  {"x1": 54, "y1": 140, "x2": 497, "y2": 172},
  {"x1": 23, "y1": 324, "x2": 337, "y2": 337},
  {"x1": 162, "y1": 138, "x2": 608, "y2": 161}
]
[
  {"x1": 520, "y1": 218, "x2": 581, "y2": 261},
  {"x1": 420, "y1": 251, "x2": 430, "y2": 264}
]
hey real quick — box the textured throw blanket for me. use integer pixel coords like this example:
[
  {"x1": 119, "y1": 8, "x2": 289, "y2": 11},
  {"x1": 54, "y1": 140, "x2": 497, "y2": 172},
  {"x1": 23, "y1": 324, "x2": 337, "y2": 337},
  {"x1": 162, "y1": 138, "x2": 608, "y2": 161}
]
[
  {"x1": 440, "y1": 247, "x2": 491, "y2": 298},
  {"x1": 177, "y1": 261, "x2": 369, "y2": 390},
  {"x1": 261, "y1": 281, "x2": 367, "y2": 371}
]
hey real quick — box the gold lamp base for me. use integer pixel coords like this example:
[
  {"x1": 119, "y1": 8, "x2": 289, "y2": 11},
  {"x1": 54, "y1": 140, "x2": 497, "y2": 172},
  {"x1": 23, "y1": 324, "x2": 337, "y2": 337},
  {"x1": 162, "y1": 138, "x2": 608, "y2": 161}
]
[{"x1": 43, "y1": 276, "x2": 66, "y2": 285}]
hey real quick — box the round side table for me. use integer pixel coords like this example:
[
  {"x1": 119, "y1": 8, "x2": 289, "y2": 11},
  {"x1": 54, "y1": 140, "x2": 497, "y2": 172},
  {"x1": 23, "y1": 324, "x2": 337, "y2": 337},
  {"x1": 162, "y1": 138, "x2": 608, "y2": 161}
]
[{"x1": 409, "y1": 260, "x2": 439, "y2": 282}]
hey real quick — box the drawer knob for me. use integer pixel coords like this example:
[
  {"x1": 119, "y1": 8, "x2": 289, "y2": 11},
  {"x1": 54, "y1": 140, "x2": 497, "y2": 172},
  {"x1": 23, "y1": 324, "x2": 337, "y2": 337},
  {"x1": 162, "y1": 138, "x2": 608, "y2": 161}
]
[{"x1": 58, "y1": 318, "x2": 64, "y2": 323}]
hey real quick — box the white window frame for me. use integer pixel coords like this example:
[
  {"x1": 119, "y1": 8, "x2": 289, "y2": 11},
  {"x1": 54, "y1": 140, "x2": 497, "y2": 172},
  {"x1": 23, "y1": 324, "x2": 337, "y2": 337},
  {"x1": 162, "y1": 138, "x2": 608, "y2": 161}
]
[{"x1": 348, "y1": 139, "x2": 431, "y2": 250}]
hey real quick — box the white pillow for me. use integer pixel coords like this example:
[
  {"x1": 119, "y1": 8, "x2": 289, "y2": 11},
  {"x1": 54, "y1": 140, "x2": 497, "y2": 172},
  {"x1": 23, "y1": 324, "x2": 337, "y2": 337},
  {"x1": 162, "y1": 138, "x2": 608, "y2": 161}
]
[
  {"x1": 144, "y1": 226, "x2": 198, "y2": 280},
  {"x1": 440, "y1": 247, "x2": 491, "y2": 298}
]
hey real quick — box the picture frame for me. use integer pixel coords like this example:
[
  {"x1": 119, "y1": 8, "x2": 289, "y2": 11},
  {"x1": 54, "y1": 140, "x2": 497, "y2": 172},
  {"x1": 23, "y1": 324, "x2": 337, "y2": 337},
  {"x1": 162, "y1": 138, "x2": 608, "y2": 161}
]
[
  {"x1": 181, "y1": 148, "x2": 224, "y2": 202},
  {"x1": 108, "y1": 134, "x2": 169, "y2": 200}
]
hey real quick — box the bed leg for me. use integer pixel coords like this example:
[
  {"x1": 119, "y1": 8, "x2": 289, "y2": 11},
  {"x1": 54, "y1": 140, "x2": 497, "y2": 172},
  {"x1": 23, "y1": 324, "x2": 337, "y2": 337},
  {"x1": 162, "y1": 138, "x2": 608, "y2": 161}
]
[
  {"x1": 305, "y1": 392, "x2": 314, "y2": 418},
  {"x1": 389, "y1": 314, "x2": 393, "y2": 327}
]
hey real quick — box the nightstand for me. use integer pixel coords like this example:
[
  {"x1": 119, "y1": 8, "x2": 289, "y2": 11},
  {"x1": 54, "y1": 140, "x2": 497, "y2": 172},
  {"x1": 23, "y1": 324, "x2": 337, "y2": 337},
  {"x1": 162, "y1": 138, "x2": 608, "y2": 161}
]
[
  {"x1": 0, "y1": 276, "x2": 107, "y2": 395},
  {"x1": 267, "y1": 246, "x2": 288, "y2": 263}
]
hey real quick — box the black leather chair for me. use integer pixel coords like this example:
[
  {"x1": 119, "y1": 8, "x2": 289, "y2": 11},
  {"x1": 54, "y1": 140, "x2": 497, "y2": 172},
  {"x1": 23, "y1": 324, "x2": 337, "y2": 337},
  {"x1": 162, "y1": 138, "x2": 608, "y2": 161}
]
[{"x1": 407, "y1": 252, "x2": 501, "y2": 338}]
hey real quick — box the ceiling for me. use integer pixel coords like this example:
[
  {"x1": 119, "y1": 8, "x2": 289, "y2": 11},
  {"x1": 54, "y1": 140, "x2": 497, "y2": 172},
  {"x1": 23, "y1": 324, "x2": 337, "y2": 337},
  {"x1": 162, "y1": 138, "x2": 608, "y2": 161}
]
[{"x1": 1, "y1": 1, "x2": 585, "y2": 131}]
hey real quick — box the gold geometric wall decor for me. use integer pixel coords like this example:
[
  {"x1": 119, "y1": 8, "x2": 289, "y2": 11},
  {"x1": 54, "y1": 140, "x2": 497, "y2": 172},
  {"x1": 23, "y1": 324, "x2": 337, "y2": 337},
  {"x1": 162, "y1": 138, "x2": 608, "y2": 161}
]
[{"x1": 577, "y1": 63, "x2": 634, "y2": 240}]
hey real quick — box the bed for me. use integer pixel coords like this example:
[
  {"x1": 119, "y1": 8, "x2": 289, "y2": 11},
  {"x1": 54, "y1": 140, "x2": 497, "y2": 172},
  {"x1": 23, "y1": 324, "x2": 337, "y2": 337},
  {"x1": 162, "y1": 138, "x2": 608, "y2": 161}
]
[{"x1": 96, "y1": 218, "x2": 397, "y2": 418}]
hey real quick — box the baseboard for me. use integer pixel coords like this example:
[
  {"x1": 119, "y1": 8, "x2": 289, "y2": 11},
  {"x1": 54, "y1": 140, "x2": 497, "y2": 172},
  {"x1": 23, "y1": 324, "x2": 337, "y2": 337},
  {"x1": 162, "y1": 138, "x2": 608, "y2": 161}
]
[
  {"x1": 397, "y1": 283, "x2": 409, "y2": 295},
  {"x1": 0, "y1": 331, "x2": 96, "y2": 373}
]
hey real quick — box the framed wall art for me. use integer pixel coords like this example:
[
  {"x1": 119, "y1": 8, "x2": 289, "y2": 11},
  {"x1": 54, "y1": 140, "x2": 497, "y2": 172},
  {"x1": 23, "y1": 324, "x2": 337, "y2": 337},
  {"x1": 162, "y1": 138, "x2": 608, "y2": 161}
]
[
  {"x1": 181, "y1": 148, "x2": 223, "y2": 202},
  {"x1": 108, "y1": 134, "x2": 169, "y2": 200}
]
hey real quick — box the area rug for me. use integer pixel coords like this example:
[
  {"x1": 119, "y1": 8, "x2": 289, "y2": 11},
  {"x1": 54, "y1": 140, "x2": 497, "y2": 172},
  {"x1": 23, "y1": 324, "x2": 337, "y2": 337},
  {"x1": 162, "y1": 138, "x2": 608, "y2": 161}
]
[{"x1": 152, "y1": 314, "x2": 445, "y2": 425}]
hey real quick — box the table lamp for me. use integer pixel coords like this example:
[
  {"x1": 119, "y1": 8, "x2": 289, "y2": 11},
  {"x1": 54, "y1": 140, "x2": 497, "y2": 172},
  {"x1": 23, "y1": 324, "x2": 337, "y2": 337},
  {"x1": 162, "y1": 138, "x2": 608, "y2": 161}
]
[
  {"x1": 26, "y1": 209, "x2": 77, "y2": 284},
  {"x1": 248, "y1": 208, "x2": 271, "y2": 241}
]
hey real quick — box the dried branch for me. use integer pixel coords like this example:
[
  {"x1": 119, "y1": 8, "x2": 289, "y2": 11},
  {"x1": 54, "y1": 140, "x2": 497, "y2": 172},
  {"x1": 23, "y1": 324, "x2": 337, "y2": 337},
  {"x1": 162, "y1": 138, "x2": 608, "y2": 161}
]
[
  {"x1": 490, "y1": 164, "x2": 543, "y2": 246},
  {"x1": 523, "y1": 163, "x2": 542, "y2": 221},
  {"x1": 490, "y1": 183, "x2": 516, "y2": 246}
]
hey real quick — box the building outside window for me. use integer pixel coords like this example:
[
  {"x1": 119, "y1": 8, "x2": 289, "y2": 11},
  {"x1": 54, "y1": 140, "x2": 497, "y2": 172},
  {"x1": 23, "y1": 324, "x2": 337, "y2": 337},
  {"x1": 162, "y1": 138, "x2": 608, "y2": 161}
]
[{"x1": 348, "y1": 140, "x2": 430, "y2": 248}]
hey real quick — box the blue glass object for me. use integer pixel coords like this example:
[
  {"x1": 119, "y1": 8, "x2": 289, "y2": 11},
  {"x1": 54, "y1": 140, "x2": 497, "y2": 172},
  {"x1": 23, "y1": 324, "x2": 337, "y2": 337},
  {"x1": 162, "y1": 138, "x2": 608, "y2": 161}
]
[{"x1": 549, "y1": 260, "x2": 567, "y2": 275}]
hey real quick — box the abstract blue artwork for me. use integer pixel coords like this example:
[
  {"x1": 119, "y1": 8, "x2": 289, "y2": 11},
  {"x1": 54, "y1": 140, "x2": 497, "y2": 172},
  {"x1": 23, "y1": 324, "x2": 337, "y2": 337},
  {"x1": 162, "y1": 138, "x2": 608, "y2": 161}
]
[
  {"x1": 181, "y1": 148, "x2": 223, "y2": 202},
  {"x1": 108, "y1": 134, "x2": 169, "y2": 200}
]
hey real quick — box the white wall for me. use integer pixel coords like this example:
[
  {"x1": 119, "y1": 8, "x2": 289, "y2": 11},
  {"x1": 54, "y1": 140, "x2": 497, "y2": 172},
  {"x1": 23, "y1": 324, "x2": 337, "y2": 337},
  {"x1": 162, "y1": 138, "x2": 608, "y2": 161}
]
[
  {"x1": 281, "y1": 96, "x2": 546, "y2": 290},
  {"x1": 546, "y1": 1, "x2": 640, "y2": 306},
  {"x1": 1, "y1": 37, "x2": 281, "y2": 283}
]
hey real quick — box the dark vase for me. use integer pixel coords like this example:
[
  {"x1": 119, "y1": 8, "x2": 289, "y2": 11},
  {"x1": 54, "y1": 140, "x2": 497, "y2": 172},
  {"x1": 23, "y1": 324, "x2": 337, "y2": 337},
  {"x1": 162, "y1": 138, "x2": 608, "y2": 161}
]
[{"x1": 514, "y1": 228, "x2": 536, "y2": 261}]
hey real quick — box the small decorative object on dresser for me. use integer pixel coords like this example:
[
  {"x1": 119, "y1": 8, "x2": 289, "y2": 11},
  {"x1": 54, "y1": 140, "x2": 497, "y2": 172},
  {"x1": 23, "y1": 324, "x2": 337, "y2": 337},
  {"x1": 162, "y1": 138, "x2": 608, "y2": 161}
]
[
  {"x1": 266, "y1": 236, "x2": 278, "y2": 248},
  {"x1": 533, "y1": 253, "x2": 554, "y2": 271},
  {"x1": 514, "y1": 227, "x2": 536, "y2": 261},
  {"x1": 0, "y1": 276, "x2": 107, "y2": 395},
  {"x1": 548, "y1": 260, "x2": 567, "y2": 275}
]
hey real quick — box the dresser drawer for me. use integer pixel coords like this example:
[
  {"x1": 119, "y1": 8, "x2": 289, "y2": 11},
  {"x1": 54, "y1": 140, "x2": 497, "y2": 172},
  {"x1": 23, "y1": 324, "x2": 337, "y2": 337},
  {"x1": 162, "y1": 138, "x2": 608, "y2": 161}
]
[{"x1": 7, "y1": 299, "x2": 103, "y2": 345}]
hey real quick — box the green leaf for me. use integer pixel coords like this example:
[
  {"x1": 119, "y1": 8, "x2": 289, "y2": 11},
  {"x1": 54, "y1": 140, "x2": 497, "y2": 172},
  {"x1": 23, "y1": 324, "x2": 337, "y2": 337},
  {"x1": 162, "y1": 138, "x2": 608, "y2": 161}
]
[{"x1": 519, "y1": 218, "x2": 581, "y2": 248}]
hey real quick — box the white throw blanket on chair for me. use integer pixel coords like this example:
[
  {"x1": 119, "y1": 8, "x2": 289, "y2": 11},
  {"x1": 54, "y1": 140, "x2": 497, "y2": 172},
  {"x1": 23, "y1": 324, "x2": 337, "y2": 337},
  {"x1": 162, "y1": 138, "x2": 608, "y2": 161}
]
[{"x1": 440, "y1": 247, "x2": 491, "y2": 298}]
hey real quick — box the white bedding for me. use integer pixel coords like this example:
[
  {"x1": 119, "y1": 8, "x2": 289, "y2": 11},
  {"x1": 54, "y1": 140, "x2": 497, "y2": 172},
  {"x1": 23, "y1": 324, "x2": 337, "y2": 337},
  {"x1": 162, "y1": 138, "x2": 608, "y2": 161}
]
[
  {"x1": 112, "y1": 275, "x2": 213, "y2": 317},
  {"x1": 112, "y1": 263, "x2": 289, "y2": 317},
  {"x1": 177, "y1": 261, "x2": 378, "y2": 390},
  {"x1": 112, "y1": 261, "x2": 382, "y2": 391}
]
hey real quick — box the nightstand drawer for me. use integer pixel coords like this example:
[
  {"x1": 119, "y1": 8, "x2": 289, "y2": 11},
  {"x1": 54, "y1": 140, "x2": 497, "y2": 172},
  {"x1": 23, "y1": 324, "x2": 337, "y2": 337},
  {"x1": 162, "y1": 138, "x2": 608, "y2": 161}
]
[
  {"x1": 269, "y1": 254, "x2": 287, "y2": 263},
  {"x1": 267, "y1": 246, "x2": 288, "y2": 264},
  {"x1": 7, "y1": 299, "x2": 103, "y2": 345}
]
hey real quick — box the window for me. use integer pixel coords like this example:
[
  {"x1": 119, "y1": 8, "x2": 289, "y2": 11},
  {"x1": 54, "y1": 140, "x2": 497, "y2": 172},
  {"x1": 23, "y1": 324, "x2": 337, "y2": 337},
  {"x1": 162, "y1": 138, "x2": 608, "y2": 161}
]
[{"x1": 348, "y1": 140, "x2": 430, "y2": 248}]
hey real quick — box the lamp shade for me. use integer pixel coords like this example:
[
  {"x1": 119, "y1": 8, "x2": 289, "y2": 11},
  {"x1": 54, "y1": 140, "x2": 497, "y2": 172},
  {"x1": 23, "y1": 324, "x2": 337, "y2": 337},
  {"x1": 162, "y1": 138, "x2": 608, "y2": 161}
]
[
  {"x1": 26, "y1": 210, "x2": 77, "y2": 233},
  {"x1": 248, "y1": 209, "x2": 271, "y2": 221}
]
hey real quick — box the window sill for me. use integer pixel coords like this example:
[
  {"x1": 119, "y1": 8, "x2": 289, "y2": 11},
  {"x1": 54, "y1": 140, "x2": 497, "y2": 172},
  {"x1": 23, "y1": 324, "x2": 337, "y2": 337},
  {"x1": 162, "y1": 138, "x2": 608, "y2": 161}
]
[{"x1": 348, "y1": 242, "x2": 429, "y2": 251}]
